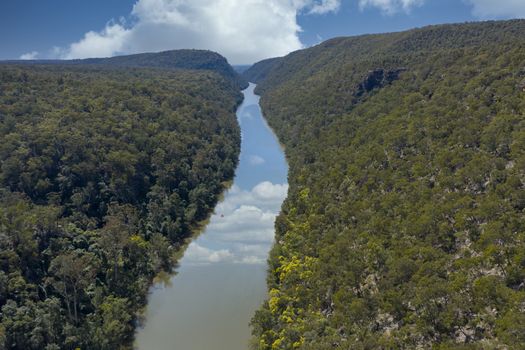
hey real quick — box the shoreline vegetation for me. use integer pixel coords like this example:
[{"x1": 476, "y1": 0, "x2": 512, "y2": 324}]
[
  {"x1": 2, "y1": 18, "x2": 525, "y2": 350},
  {"x1": 245, "y1": 19, "x2": 525, "y2": 349},
  {"x1": 0, "y1": 51, "x2": 246, "y2": 349},
  {"x1": 136, "y1": 176, "x2": 237, "y2": 332}
]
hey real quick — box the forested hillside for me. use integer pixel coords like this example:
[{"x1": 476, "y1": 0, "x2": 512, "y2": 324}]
[
  {"x1": 246, "y1": 20, "x2": 525, "y2": 349},
  {"x1": 78, "y1": 49, "x2": 247, "y2": 90},
  {"x1": 0, "y1": 56, "x2": 242, "y2": 348},
  {"x1": 242, "y1": 57, "x2": 282, "y2": 86},
  {"x1": 8, "y1": 49, "x2": 247, "y2": 91}
]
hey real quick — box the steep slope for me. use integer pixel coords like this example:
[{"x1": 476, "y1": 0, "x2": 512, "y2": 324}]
[
  {"x1": 242, "y1": 57, "x2": 282, "y2": 84},
  {"x1": 247, "y1": 20, "x2": 525, "y2": 349},
  {"x1": 0, "y1": 60, "x2": 242, "y2": 348}
]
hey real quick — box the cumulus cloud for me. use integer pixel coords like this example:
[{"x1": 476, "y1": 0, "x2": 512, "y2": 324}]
[
  {"x1": 306, "y1": 0, "x2": 341, "y2": 14},
  {"x1": 210, "y1": 205, "x2": 276, "y2": 243},
  {"x1": 249, "y1": 155, "x2": 266, "y2": 165},
  {"x1": 65, "y1": 23, "x2": 130, "y2": 59},
  {"x1": 182, "y1": 181, "x2": 287, "y2": 265},
  {"x1": 236, "y1": 255, "x2": 266, "y2": 264},
  {"x1": 464, "y1": 0, "x2": 525, "y2": 18},
  {"x1": 184, "y1": 243, "x2": 234, "y2": 264},
  {"x1": 20, "y1": 51, "x2": 39, "y2": 60},
  {"x1": 216, "y1": 182, "x2": 288, "y2": 213},
  {"x1": 55, "y1": 0, "x2": 341, "y2": 64},
  {"x1": 359, "y1": 0, "x2": 424, "y2": 14},
  {"x1": 253, "y1": 181, "x2": 288, "y2": 200}
]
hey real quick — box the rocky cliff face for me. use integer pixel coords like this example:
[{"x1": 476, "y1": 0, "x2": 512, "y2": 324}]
[{"x1": 354, "y1": 68, "x2": 406, "y2": 97}]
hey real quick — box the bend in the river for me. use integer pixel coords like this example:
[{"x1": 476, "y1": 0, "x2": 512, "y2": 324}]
[{"x1": 135, "y1": 83, "x2": 288, "y2": 350}]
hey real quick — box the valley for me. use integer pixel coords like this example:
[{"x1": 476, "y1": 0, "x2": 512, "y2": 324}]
[
  {"x1": 0, "y1": 16, "x2": 524, "y2": 350},
  {"x1": 135, "y1": 83, "x2": 288, "y2": 350}
]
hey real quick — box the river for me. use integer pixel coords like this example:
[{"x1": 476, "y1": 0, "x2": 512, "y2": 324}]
[{"x1": 134, "y1": 83, "x2": 288, "y2": 350}]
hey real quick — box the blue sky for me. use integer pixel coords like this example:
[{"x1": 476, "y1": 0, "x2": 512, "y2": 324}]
[
  {"x1": 298, "y1": 0, "x2": 475, "y2": 44},
  {"x1": 1, "y1": 0, "x2": 524, "y2": 64},
  {"x1": 0, "y1": 1, "x2": 134, "y2": 60}
]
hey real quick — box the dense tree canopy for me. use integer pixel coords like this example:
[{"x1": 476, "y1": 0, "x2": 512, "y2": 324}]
[
  {"x1": 245, "y1": 19, "x2": 525, "y2": 349},
  {"x1": 10, "y1": 49, "x2": 248, "y2": 91},
  {"x1": 0, "y1": 60, "x2": 242, "y2": 349}
]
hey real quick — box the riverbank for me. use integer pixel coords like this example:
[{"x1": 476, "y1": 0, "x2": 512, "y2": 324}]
[{"x1": 135, "y1": 83, "x2": 289, "y2": 350}]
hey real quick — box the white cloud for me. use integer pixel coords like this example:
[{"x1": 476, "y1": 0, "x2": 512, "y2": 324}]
[
  {"x1": 465, "y1": 0, "x2": 525, "y2": 18},
  {"x1": 249, "y1": 155, "x2": 266, "y2": 165},
  {"x1": 240, "y1": 111, "x2": 254, "y2": 120},
  {"x1": 19, "y1": 51, "x2": 38, "y2": 60},
  {"x1": 236, "y1": 255, "x2": 266, "y2": 264},
  {"x1": 359, "y1": 0, "x2": 424, "y2": 14},
  {"x1": 306, "y1": 0, "x2": 341, "y2": 14},
  {"x1": 65, "y1": 23, "x2": 130, "y2": 59},
  {"x1": 184, "y1": 243, "x2": 234, "y2": 264},
  {"x1": 252, "y1": 181, "x2": 288, "y2": 200},
  {"x1": 215, "y1": 182, "x2": 288, "y2": 213},
  {"x1": 210, "y1": 205, "x2": 276, "y2": 243},
  {"x1": 183, "y1": 181, "x2": 287, "y2": 265},
  {"x1": 233, "y1": 243, "x2": 269, "y2": 264},
  {"x1": 54, "y1": 0, "x2": 341, "y2": 64}
]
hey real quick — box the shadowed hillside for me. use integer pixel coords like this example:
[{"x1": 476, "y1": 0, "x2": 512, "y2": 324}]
[{"x1": 242, "y1": 57, "x2": 282, "y2": 84}]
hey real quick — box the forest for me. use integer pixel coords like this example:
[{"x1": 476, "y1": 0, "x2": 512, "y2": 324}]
[
  {"x1": 0, "y1": 52, "x2": 243, "y2": 349},
  {"x1": 10, "y1": 49, "x2": 247, "y2": 92},
  {"x1": 245, "y1": 19, "x2": 525, "y2": 349}
]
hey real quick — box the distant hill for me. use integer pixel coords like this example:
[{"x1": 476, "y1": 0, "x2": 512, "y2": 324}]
[
  {"x1": 232, "y1": 65, "x2": 251, "y2": 74},
  {"x1": 244, "y1": 19, "x2": 525, "y2": 92},
  {"x1": 6, "y1": 49, "x2": 248, "y2": 89},
  {"x1": 242, "y1": 57, "x2": 282, "y2": 84},
  {"x1": 247, "y1": 19, "x2": 525, "y2": 349}
]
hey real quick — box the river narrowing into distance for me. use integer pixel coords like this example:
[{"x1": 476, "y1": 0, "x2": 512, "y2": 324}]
[{"x1": 135, "y1": 83, "x2": 288, "y2": 350}]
